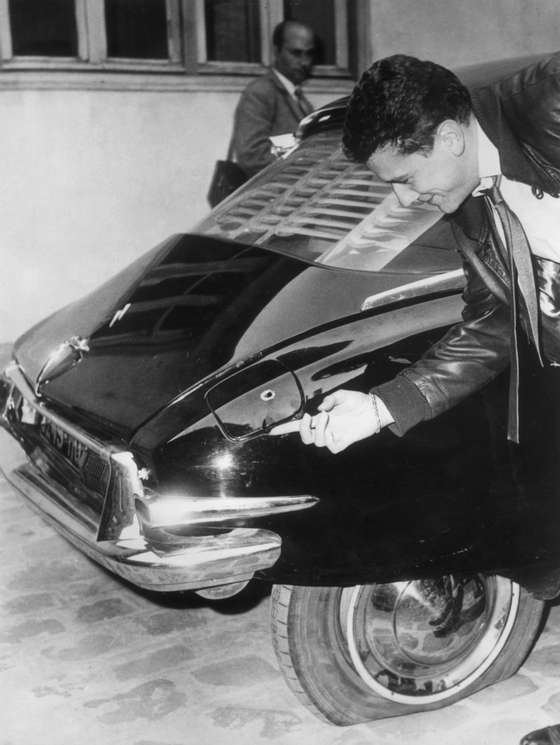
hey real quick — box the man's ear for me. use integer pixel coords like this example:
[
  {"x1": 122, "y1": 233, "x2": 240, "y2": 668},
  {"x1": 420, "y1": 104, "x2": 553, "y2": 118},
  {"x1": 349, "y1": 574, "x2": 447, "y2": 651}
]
[{"x1": 437, "y1": 119, "x2": 466, "y2": 157}]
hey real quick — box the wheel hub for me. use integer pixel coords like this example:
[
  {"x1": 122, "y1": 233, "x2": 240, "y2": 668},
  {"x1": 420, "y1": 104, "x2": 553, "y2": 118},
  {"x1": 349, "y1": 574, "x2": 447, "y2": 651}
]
[{"x1": 341, "y1": 575, "x2": 518, "y2": 703}]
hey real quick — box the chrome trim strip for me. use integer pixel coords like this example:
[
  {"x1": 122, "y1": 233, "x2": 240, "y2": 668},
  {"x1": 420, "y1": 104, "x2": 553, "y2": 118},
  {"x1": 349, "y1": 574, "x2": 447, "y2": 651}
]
[
  {"x1": 136, "y1": 494, "x2": 318, "y2": 527},
  {"x1": 361, "y1": 269, "x2": 465, "y2": 311},
  {"x1": 2, "y1": 363, "x2": 319, "y2": 537},
  {"x1": 0, "y1": 431, "x2": 281, "y2": 592},
  {"x1": 97, "y1": 450, "x2": 145, "y2": 541},
  {"x1": 0, "y1": 363, "x2": 312, "y2": 590}
]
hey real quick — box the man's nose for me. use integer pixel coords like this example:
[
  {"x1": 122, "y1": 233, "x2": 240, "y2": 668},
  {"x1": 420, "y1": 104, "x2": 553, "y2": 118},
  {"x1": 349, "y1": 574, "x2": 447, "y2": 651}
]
[{"x1": 392, "y1": 183, "x2": 419, "y2": 207}]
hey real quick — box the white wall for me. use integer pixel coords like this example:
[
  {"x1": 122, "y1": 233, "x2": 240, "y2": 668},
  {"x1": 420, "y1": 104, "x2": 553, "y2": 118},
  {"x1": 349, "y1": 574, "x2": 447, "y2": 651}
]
[
  {"x1": 0, "y1": 83, "x2": 341, "y2": 341},
  {"x1": 366, "y1": 0, "x2": 560, "y2": 67},
  {"x1": 1, "y1": 87, "x2": 237, "y2": 340}
]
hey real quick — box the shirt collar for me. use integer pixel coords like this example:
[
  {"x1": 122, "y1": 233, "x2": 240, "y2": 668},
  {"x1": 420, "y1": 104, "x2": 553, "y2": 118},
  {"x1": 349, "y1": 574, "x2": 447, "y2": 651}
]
[
  {"x1": 472, "y1": 120, "x2": 502, "y2": 196},
  {"x1": 273, "y1": 68, "x2": 297, "y2": 97}
]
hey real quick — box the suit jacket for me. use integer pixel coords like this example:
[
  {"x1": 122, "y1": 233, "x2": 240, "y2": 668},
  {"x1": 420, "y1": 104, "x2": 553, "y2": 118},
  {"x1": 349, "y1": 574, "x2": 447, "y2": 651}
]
[
  {"x1": 374, "y1": 51, "x2": 560, "y2": 436},
  {"x1": 232, "y1": 69, "x2": 312, "y2": 177}
]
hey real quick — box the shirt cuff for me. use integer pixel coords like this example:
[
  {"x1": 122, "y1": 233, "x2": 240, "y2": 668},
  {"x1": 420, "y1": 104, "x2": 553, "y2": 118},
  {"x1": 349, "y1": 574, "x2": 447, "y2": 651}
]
[{"x1": 371, "y1": 374, "x2": 431, "y2": 437}]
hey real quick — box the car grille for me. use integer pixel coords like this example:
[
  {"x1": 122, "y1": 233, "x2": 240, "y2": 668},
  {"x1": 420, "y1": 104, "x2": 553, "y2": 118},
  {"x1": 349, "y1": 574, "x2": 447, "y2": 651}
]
[
  {"x1": 212, "y1": 132, "x2": 390, "y2": 244},
  {"x1": 3, "y1": 372, "x2": 113, "y2": 517}
]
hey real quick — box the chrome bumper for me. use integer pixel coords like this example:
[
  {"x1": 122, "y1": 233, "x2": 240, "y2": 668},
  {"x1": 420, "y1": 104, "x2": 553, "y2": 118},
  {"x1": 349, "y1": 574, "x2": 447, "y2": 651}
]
[{"x1": 0, "y1": 363, "x2": 317, "y2": 592}]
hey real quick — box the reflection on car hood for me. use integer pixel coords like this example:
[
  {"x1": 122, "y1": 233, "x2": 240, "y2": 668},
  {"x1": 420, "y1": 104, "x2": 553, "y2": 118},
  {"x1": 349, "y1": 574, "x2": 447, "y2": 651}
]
[{"x1": 13, "y1": 233, "x2": 460, "y2": 439}]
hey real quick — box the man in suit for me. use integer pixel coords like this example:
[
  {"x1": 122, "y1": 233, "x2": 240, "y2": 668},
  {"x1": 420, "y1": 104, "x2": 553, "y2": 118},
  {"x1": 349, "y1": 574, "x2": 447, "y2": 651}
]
[
  {"x1": 233, "y1": 20, "x2": 315, "y2": 177},
  {"x1": 271, "y1": 52, "x2": 560, "y2": 744}
]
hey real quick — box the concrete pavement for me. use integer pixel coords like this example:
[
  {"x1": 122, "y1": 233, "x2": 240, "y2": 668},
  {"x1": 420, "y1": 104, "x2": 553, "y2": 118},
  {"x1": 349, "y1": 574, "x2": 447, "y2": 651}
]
[
  {"x1": 2, "y1": 470, "x2": 560, "y2": 745},
  {"x1": 2, "y1": 336, "x2": 560, "y2": 745}
]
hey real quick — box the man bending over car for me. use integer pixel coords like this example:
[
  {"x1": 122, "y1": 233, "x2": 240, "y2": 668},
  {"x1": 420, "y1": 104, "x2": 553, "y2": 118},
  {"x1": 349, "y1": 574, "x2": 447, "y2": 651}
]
[{"x1": 272, "y1": 51, "x2": 560, "y2": 745}]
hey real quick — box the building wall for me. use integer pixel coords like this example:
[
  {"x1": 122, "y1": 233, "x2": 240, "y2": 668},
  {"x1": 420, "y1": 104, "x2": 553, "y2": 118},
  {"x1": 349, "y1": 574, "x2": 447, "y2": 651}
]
[
  {"x1": 366, "y1": 0, "x2": 560, "y2": 68},
  {"x1": 2, "y1": 1, "x2": 560, "y2": 341},
  {"x1": 0, "y1": 81, "x2": 343, "y2": 341},
  {"x1": 1, "y1": 85, "x2": 237, "y2": 340}
]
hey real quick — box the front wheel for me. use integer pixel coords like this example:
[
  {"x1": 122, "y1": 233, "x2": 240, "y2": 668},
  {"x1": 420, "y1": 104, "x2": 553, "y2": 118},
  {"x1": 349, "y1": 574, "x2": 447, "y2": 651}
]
[{"x1": 271, "y1": 576, "x2": 544, "y2": 725}]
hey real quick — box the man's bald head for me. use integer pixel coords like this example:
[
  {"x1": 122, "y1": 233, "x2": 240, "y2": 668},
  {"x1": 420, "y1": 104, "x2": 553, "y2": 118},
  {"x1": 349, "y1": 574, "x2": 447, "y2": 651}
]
[{"x1": 272, "y1": 20, "x2": 315, "y2": 85}]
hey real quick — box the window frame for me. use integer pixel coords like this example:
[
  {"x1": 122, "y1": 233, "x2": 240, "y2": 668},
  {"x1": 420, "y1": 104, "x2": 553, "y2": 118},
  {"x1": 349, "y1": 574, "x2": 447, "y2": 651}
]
[
  {"x1": 190, "y1": 0, "x2": 351, "y2": 77},
  {"x1": 0, "y1": 0, "x2": 185, "y2": 71},
  {"x1": 0, "y1": 0, "x2": 363, "y2": 80}
]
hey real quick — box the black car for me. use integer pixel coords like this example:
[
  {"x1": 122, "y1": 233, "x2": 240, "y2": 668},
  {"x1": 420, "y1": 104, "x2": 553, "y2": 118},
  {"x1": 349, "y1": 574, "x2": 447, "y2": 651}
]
[{"x1": 1, "y1": 53, "x2": 558, "y2": 726}]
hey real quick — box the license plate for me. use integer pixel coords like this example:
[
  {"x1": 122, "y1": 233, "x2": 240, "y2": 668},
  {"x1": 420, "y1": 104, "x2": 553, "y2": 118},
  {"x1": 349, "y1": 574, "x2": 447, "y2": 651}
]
[{"x1": 39, "y1": 416, "x2": 89, "y2": 470}]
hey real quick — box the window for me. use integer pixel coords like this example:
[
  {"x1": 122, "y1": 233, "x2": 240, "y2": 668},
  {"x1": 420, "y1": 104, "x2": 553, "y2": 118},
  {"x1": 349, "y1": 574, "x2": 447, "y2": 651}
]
[
  {"x1": 9, "y1": 0, "x2": 77, "y2": 57},
  {"x1": 203, "y1": 0, "x2": 261, "y2": 64},
  {"x1": 284, "y1": 0, "x2": 338, "y2": 67},
  {"x1": 0, "y1": 0, "x2": 361, "y2": 78},
  {"x1": 105, "y1": 0, "x2": 168, "y2": 60},
  {"x1": 197, "y1": 0, "x2": 351, "y2": 76}
]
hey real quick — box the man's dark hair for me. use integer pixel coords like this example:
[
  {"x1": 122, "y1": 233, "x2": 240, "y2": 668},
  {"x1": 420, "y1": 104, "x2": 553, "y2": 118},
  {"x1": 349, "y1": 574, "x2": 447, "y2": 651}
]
[
  {"x1": 272, "y1": 20, "x2": 312, "y2": 50},
  {"x1": 342, "y1": 54, "x2": 472, "y2": 162}
]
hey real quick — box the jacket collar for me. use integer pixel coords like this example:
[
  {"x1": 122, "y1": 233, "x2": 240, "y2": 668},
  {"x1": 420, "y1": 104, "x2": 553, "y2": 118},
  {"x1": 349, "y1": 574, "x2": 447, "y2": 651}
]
[
  {"x1": 470, "y1": 85, "x2": 543, "y2": 190},
  {"x1": 272, "y1": 68, "x2": 296, "y2": 96},
  {"x1": 471, "y1": 121, "x2": 501, "y2": 195},
  {"x1": 264, "y1": 68, "x2": 306, "y2": 123},
  {"x1": 469, "y1": 53, "x2": 560, "y2": 196}
]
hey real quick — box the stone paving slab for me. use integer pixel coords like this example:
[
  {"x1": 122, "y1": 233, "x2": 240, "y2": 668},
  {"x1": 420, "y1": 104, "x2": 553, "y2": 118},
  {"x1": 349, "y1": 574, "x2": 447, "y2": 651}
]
[{"x1": 3, "y1": 471, "x2": 560, "y2": 744}]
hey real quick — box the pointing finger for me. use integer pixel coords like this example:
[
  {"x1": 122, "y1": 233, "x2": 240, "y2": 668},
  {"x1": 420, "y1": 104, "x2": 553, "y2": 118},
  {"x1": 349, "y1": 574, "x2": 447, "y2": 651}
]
[{"x1": 268, "y1": 420, "x2": 301, "y2": 435}]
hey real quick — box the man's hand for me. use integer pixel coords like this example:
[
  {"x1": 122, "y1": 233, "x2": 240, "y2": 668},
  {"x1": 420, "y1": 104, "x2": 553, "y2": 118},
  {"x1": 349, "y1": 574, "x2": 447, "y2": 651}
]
[{"x1": 269, "y1": 390, "x2": 394, "y2": 454}]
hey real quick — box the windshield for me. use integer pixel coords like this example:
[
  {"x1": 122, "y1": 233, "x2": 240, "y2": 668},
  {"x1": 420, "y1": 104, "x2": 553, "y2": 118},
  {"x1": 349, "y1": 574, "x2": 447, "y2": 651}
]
[{"x1": 197, "y1": 131, "x2": 460, "y2": 275}]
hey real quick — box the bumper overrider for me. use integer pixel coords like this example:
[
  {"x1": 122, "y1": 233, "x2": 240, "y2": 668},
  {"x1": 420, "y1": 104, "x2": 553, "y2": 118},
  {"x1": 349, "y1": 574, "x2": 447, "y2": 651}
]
[{"x1": 0, "y1": 362, "x2": 317, "y2": 592}]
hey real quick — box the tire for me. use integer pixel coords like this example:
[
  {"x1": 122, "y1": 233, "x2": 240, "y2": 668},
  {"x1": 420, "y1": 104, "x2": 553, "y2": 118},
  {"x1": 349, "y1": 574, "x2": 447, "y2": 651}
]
[{"x1": 271, "y1": 576, "x2": 544, "y2": 725}]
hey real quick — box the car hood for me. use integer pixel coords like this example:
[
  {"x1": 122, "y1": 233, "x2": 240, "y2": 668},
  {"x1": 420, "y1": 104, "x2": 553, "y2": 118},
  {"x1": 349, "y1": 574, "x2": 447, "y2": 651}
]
[{"x1": 13, "y1": 233, "x2": 460, "y2": 440}]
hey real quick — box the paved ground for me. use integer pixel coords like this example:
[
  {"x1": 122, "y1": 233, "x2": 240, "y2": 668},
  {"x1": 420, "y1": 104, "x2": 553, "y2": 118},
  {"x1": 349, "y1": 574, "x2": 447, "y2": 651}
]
[
  {"x1": 2, "y1": 339, "x2": 560, "y2": 745},
  {"x1": 3, "y1": 476, "x2": 560, "y2": 745}
]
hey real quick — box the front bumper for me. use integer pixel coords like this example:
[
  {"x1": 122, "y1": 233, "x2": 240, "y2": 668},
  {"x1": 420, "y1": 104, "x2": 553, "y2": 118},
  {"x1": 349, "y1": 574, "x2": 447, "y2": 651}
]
[{"x1": 0, "y1": 362, "x2": 315, "y2": 592}]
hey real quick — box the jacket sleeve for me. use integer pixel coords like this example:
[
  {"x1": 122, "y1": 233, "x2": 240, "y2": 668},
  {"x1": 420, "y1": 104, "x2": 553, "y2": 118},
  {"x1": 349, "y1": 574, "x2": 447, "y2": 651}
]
[
  {"x1": 372, "y1": 254, "x2": 512, "y2": 436},
  {"x1": 233, "y1": 84, "x2": 277, "y2": 177}
]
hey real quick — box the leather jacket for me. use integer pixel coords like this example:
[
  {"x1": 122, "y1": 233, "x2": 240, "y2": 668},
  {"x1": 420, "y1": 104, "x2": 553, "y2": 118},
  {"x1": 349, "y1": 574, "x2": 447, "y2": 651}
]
[{"x1": 374, "y1": 51, "x2": 560, "y2": 436}]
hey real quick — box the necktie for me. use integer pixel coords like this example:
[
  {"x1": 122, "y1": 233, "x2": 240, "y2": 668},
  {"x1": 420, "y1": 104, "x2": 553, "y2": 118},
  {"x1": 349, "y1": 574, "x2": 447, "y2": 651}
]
[
  {"x1": 484, "y1": 179, "x2": 543, "y2": 442},
  {"x1": 294, "y1": 87, "x2": 312, "y2": 117}
]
